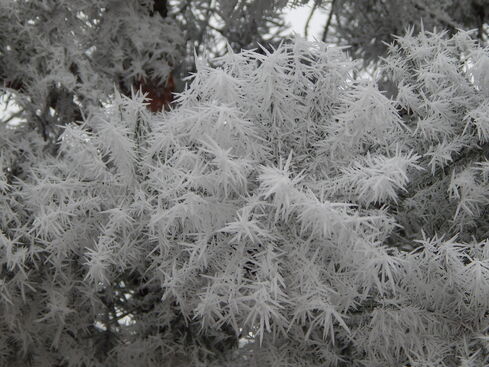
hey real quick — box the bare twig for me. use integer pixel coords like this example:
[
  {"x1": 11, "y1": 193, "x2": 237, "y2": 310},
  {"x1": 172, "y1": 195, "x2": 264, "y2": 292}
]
[
  {"x1": 322, "y1": 0, "x2": 336, "y2": 42},
  {"x1": 304, "y1": 1, "x2": 319, "y2": 39}
]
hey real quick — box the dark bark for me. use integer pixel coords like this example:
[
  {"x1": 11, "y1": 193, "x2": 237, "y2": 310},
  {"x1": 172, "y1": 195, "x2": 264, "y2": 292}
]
[{"x1": 150, "y1": 0, "x2": 168, "y2": 18}]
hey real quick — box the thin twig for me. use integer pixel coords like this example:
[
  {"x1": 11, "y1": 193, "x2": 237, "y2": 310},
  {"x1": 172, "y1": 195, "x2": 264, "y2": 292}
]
[
  {"x1": 321, "y1": 0, "x2": 336, "y2": 42},
  {"x1": 304, "y1": 1, "x2": 319, "y2": 39}
]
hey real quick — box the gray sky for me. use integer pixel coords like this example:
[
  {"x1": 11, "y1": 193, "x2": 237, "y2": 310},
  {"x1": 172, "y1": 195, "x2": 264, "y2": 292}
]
[{"x1": 285, "y1": 2, "x2": 327, "y2": 40}]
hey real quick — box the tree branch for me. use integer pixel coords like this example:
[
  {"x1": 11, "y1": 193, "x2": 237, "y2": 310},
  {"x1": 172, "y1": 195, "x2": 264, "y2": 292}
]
[
  {"x1": 304, "y1": 1, "x2": 319, "y2": 39},
  {"x1": 321, "y1": 0, "x2": 336, "y2": 42},
  {"x1": 412, "y1": 0, "x2": 460, "y2": 33}
]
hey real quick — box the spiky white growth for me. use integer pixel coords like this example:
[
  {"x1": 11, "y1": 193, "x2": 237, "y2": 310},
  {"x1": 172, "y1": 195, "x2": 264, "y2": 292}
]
[{"x1": 2, "y1": 31, "x2": 489, "y2": 367}]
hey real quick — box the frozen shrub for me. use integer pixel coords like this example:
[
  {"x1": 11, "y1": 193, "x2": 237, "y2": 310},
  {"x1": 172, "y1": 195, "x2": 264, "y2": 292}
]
[{"x1": 1, "y1": 32, "x2": 489, "y2": 366}]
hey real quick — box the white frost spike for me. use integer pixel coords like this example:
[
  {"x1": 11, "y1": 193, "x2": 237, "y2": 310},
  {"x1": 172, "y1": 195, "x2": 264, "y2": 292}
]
[
  {"x1": 338, "y1": 150, "x2": 422, "y2": 205},
  {"x1": 258, "y1": 152, "x2": 304, "y2": 221}
]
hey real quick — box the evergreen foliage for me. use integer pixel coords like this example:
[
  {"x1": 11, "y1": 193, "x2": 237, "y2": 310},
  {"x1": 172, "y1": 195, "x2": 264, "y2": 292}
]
[{"x1": 2, "y1": 19, "x2": 489, "y2": 367}]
